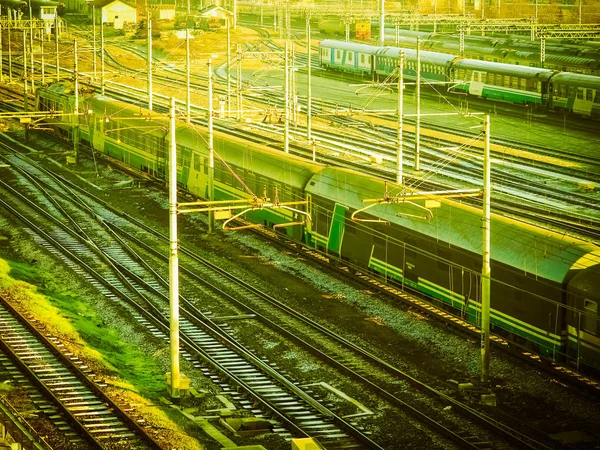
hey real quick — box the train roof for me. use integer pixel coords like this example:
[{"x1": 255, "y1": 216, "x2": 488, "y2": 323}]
[
  {"x1": 545, "y1": 54, "x2": 600, "y2": 69},
  {"x1": 306, "y1": 166, "x2": 600, "y2": 282},
  {"x1": 452, "y1": 58, "x2": 554, "y2": 80},
  {"x1": 86, "y1": 95, "x2": 322, "y2": 191},
  {"x1": 549, "y1": 71, "x2": 600, "y2": 89},
  {"x1": 376, "y1": 46, "x2": 456, "y2": 67},
  {"x1": 319, "y1": 40, "x2": 381, "y2": 55},
  {"x1": 199, "y1": 131, "x2": 323, "y2": 191}
]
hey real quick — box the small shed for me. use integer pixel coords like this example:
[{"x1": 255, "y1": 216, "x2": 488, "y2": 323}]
[
  {"x1": 197, "y1": 5, "x2": 232, "y2": 29},
  {"x1": 89, "y1": 0, "x2": 137, "y2": 28},
  {"x1": 148, "y1": 4, "x2": 175, "y2": 21}
]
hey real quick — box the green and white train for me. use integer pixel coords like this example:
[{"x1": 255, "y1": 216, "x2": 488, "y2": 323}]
[
  {"x1": 36, "y1": 84, "x2": 600, "y2": 374},
  {"x1": 319, "y1": 39, "x2": 600, "y2": 118}
]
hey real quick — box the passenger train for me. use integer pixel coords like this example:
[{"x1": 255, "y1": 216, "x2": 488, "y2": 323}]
[
  {"x1": 385, "y1": 30, "x2": 600, "y2": 76},
  {"x1": 35, "y1": 83, "x2": 600, "y2": 374},
  {"x1": 319, "y1": 39, "x2": 600, "y2": 118}
]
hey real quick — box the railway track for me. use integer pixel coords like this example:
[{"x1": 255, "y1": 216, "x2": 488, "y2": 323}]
[
  {"x1": 0, "y1": 132, "x2": 573, "y2": 450},
  {"x1": 0, "y1": 137, "x2": 379, "y2": 448},
  {"x1": 8, "y1": 32, "x2": 597, "y2": 242},
  {"x1": 82, "y1": 39, "x2": 600, "y2": 240},
  {"x1": 0, "y1": 293, "x2": 160, "y2": 449}
]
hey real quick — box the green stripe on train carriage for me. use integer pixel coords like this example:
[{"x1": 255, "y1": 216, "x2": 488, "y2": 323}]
[
  {"x1": 567, "y1": 326, "x2": 600, "y2": 352},
  {"x1": 308, "y1": 230, "x2": 329, "y2": 247},
  {"x1": 465, "y1": 301, "x2": 562, "y2": 349},
  {"x1": 368, "y1": 256, "x2": 403, "y2": 281},
  {"x1": 368, "y1": 256, "x2": 561, "y2": 350}
]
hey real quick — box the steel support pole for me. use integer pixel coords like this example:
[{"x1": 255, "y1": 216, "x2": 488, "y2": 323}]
[
  {"x1": 284, "y1": 41, "x2": 289, "y2": 153},
  {"x1": 8, "y1": 18, "x2": 12, "y2": 82},
  {"x1": 101, "y1": 19, "x2": 105, "y2": 95},
  {"x1": 232, "y1": 0, "x2": 237, "y2": 30},
  {"x1": 168, "y1": 97, "x2": 181, "y2": 399},
  {"x1": 380, "y1": 0, "x2": 385, "y2": 46},
  {"x1": 74, "y1": 39, "x2": 79, "y2": 165},
  {"x1": 237, "y1": 45, "x2": 242, "y2": 121},
  {"x1": 92, "y1": 5, "x2": 97, "y2": 80},
  {"x1": 227, "y1": 17, "x2": 231, "y2": 117},
  {"x1": 415, "y1": 38, "x2": 421, "y2": 172},
  {"x1": 54, "y1": 15, "x2": 58, "y2": 82},
  {"x1": 208, "y1": 60, "x2": 215, "y2": 234},
  {"x1": 40, "y1": 28, "x2": 44, "y2": 85},
  {"x1": 29, "y1": 6, "x2": 33, "y2": 93},
  {"x1": 396, "y1": 52, "x2": 404, "y2": 185},
  {"x1": 186, "y1": 27, "x2": 190, "y2": 123},
  {"x1": 23, "y1": 30, "x2": 27, "y2": 111},
  {"x1": 306, "y1": 12, "x2": 312, "y2": 143},
  {"x1": 481, "y1": 114, "x2": 491, "y2": 383},
  {"x1": 147, "y1": 15, "x2": 152, "y2": 110}
]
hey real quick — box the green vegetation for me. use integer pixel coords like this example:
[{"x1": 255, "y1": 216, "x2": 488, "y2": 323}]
[{"x1": 0, "y1": 258, "x2": 165, "y2": 394}]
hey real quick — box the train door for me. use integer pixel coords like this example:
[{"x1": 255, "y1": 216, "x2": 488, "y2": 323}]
[
  {"x1": 469, "y1": 71, "x2": 486, "y2": 96},
  {"x1": 568, "y1": 296, "x2": 599, "y2": 370},
  {"x1": 320, "y1": 46, "x2": 331, "y2": 66},
  {"x1": 573, "y1": 87, "x2": 594, "y2": 116},
  {"x1": 540, "y1": 80, "x2": 550, "y2": 107}
]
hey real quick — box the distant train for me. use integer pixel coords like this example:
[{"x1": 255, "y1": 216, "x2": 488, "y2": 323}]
[
  {"x1": 35, "y1": 83, "x2": 600, "y2": 374},
  {"x1": 319, "y1": 39, "x2": 600, "y2": 118},
  {"x1": 384, "y1": 29, "x2": 600, "y2": 76},
  {"x1": 0, "y1": 0, "x2": 65, "y2": 17}
]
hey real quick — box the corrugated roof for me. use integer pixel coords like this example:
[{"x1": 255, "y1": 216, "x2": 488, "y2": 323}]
[
  {"x1": 89, "y1": 0, "x2": 135, "y2": 9},
  {"x1": 320, "y1": 40, "x2": 381, "y2": 55},
  {"x1": 305, "y1": 166, "x2": 598, "y2": 282}
]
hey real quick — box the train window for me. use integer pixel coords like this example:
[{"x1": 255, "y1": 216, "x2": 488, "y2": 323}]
[
  {"x1": 586, "y1": 90, "x2": 593, "y2": 101},
  {"x1": 487, "y1": 73, "x2": 494, "y2": 84},
  {"x1": 368, "y1": 55, "x2": 372, "y2": 64},
  {"x1": 348, "y1": 52, "x2": 353, "y2": 62},
  {"x1": 336, "y1": 50, "x2": 341, "y2": 59},
  {"x1": 520, "y1": 78, "x2": 526, "y2": 90},
  {"x1": 511, "y1": 77, "x2": 518, "y2": 89},
  {"x1": 583, "y1": 299, "x2": 597, "y2": 335},
  {"x1": 577, "y1": 88, "x2": 584, "y2": 100}
]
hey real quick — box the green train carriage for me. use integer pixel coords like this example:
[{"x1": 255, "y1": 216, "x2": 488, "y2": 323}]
[
  {"x1": 304, "y1": 166, "x2": 600, "y2": 363},
  {"x1": 35, "y1": 85, "x2": 600, "y2": 371},
  {"x1": 82, "y1": 93, "x2": 321, "y2": 241}
]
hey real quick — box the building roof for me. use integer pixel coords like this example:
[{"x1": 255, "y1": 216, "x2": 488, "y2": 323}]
[
  {"x1": 89, "y1": 0, "x2": 136, "y2": 9},
  {"x1": 148, "y1": 4, "x2": 175, "y2": 9},
  {"x1": 198, "y1": 5, "x2": 232, "y2": 16}
]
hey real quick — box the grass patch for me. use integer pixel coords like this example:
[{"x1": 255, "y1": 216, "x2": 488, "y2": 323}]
[{"x1": 0, "y1": 258, "x2": 165, "y2": 394}]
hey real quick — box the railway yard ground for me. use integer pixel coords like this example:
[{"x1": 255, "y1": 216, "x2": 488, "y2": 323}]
[
  {"x1": 1, "y1": 20, "x2": 600, "y2": 450},
  {"x1": 1, "y1": 123, "x2": 600, "y2": 449}
]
